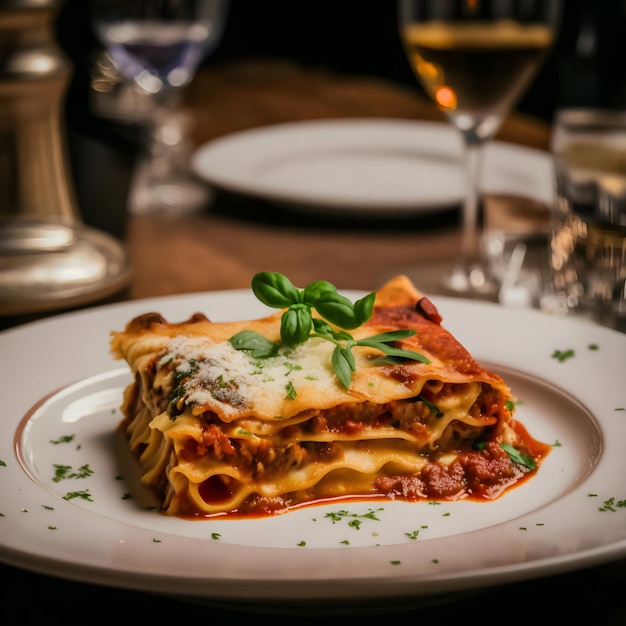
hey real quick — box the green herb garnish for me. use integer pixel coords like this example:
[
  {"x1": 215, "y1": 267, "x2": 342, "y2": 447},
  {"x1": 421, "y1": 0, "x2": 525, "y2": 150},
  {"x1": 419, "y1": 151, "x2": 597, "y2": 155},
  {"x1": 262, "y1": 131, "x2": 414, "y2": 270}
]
[
  {"x1": 551, "y1": 349, "x2": 575, "y2": 362},
  {"x1": 417, "y1": 395, "x2": 443, "y2": 417},
  {"x1": 229, "y1": 272, "x2": 430, "y2": 388},
  {"x1": 52, "y1": 463, "x2": 94, "y2": 483},
  {"x1": 598, "y1": 497, "x2": 626, "y2": 512},
  {"x1": 324, "y1": 507, "x2": 384, "y2": 526},
  {"x1": 49, "y1": 435, "x2": 75, "y2": 445},
  {"x1": 285, "y1": 380, "x2": 297, "y2": 400},
  {"x1": 500, "y1": 442, "x2": 536, "y2": 470},
  {"x1": 63, "y1": 490, "x2": 93, "y2": 502}
]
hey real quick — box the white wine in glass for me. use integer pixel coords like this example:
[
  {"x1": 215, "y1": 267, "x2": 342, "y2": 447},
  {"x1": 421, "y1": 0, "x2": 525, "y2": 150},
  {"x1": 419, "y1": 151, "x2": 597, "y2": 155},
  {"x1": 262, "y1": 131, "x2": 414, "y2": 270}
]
[{"x1": 397, "y1": 0, "x2": 561, "y2": 298}]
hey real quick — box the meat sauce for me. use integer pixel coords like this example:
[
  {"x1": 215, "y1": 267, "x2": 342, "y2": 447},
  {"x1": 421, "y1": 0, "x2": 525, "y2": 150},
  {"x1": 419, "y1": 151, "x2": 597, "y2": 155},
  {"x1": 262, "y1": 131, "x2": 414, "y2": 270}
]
[{"x1": 179, "y1": 418, "x2": 551, "y2": 520}]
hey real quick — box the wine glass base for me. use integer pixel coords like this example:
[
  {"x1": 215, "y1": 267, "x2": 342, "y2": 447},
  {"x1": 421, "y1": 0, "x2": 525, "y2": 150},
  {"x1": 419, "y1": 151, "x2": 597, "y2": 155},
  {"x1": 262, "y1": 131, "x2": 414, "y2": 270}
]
[
  {"x1": 379, "y1": 257, "x2": 499, "y2": 303},
  {"x1": 0, "y1": 218, "x2": 132, "y2": 316},
  {"x1": 129, "y1": 178, "x2": 212, "y2": 216}
]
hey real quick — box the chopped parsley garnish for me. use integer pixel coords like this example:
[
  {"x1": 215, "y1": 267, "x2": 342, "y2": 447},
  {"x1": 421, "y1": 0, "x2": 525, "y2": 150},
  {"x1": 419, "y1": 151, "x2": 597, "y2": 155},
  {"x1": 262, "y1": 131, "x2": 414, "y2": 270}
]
[
  {"x1": 168, "y1": 359, "x2": 200, "y2": 408},
  {"x1": 52, "y1": 463, "x2": 93, "y2": 482},
  {"x1": 63, "y1": 490, "x2": 93, "y2": 502},
  {"x1": 598, "y1": 497, "x2": 626, "y2": 512},
  {"x1": 324, "y1": 507, "x2": 384, "y2": 526},
  {"x1": 285, "y1": 380, "x2": 297, "y2": 400},
  {"x1": 551, "y1": 348, "x2": 575, "y2": 362},
  {"x1": 49, "y1": 434, "x2": 75, "y2": 445}
]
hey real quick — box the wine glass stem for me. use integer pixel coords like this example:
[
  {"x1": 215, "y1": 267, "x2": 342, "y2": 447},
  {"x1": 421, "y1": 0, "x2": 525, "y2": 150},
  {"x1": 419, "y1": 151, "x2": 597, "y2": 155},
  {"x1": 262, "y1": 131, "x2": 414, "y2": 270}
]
[{"x1": 460, "y1": 138, "x2": 485, "y2": 269}]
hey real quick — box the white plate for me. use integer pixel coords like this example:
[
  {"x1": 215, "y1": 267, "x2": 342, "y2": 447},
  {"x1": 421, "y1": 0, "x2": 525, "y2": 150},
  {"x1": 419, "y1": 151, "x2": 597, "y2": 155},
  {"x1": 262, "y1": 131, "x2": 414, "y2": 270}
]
[
  {"x1": 1, "y1": 289, "x2": 625, "y2": 611},
  {"x1": 191, "y1": 119, "x2": 554, "y2": 215}
]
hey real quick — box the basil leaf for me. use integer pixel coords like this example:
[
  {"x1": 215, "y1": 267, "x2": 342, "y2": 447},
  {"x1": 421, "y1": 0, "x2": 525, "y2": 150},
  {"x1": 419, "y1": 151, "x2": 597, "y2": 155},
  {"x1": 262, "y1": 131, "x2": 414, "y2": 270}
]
[
  {"x1": 353, "y1": 292, "x2": 376, "y2": 325},
  {"x1": 314, "y1": 293, "x2": 360, "y2": 329},
  {"x1": 371, "y1": 356, "x2": 406, "y2": 365},
  {"x1": 356, "y1": 338, "x2": 431, "y2": 364},
  {"x1": 280, "y1": 304, "x2": 312, "y2": 348},
  {"x1": 311, "y1": 318, "x2": 334, "y2": 336},
  {"x1": 312, "y1": 318, "x2": 352, "y2": 341},
  {"x1": 380, "y1": 345, "x2": 431, "y2": 363},
  {"x1": 233, "y1": 272, "x2": 432, "y2": 390},
  {"x1": 251, "y1": 271, "x2": 301, "y2": 308},
  {"x1": 363, "y1": 329, "x2": 416, "y2": 343},
  {"x1": 332, "y1": 345, "x2": 355, "y2": 389},
  {"x1": 303, "y1": 280, "x2": 338, "y2": 305},
  {"x1": 229, "y1": 330, "x2": 279, "y2": 358}
]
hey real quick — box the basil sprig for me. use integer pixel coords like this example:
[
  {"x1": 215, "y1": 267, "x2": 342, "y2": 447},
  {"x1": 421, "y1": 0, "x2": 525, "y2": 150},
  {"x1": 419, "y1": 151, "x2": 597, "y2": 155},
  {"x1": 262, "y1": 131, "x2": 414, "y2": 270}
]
[{"x1": 229, "y1": 272, "x2": 430, "y2": 388}]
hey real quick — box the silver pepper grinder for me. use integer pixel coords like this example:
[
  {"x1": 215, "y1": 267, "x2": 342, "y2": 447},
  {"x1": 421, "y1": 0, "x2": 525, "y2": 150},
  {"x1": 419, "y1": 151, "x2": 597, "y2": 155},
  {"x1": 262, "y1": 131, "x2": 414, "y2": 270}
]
[{"x1": 0, "y1": 0, "x2": 131, "y2": 316}]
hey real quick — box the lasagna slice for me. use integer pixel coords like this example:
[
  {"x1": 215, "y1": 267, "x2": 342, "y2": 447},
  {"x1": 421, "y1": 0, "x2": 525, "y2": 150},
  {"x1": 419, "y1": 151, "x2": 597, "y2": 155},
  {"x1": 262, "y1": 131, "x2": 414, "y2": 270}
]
[{"x1": 110, "y1": 274, "x2": 548, "y2": 518}]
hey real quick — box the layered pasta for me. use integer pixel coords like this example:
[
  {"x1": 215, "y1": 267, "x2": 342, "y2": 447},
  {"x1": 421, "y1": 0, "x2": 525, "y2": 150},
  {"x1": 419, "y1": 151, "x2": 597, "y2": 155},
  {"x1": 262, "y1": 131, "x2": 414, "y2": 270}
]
[{"x1": 110, "y1": 275, "x2": 548, "y2": 518}]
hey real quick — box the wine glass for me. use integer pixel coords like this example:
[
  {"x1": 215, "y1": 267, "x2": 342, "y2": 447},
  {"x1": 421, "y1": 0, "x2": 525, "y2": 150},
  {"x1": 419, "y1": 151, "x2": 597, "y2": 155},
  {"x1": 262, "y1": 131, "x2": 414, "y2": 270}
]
[
  {"x1": 397, "y1": 0, "x2": 561, "y2": 298},
  {"x1": 91, "y1": 0, "x2": 229, "y2": 215}
]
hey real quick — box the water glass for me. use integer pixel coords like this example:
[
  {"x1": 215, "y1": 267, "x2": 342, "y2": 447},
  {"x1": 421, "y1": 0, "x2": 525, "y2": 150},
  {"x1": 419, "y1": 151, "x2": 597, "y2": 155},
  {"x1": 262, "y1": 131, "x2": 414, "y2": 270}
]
[{"x1": 546, "y1": 108, "x2": 626, "y2": 332}]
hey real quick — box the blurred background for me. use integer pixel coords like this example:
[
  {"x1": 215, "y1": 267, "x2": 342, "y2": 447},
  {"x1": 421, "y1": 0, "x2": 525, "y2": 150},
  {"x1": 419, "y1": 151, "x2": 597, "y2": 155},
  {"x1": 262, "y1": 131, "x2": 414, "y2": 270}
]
[{"x1": 54, "y1": 0, "x2": 626, "y2": 237}]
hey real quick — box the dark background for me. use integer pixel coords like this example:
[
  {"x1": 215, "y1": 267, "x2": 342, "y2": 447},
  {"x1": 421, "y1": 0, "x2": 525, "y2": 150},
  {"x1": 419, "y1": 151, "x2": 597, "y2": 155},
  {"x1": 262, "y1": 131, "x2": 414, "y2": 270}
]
[
  {"x1": 58, "y1": 0, "x2": 626, "y2": 124},
  {"x1": 55, "y1": 0, "x2": 626, "y2": 237},
  {"x1": 210, "y1": 0, "x2": 626, "y2": 121}
]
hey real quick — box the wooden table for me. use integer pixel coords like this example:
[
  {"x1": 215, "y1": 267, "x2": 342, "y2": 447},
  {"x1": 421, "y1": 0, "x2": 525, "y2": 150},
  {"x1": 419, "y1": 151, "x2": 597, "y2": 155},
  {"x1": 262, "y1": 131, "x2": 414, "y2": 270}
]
[{"x1": 2, "y1": 60, "x2": 625, "y2": 625}]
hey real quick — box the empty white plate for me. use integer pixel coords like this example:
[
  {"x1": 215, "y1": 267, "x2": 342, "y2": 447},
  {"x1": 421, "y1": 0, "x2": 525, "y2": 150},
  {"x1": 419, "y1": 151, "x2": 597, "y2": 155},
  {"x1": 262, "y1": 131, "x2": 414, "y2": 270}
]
[{"x1": 191, "y1": 118, "x2": 554, "y2": 216}]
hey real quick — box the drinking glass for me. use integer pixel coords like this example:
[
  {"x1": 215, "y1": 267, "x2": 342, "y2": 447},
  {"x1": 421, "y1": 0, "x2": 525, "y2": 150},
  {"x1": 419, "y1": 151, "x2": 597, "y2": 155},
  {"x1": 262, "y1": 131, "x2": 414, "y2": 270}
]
[
  {"x1": 91, "y1": 0, "x2": 229, "y2": 215},
  {"x1": 397, "y1": 0, "x2": 561, "y2": 298},
  {"x1": 545, "y1": 108, "x2": 626, "y2": 332}
]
